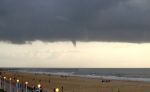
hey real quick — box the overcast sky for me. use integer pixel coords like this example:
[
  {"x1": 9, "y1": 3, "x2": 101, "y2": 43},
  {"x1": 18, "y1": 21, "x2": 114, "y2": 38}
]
[{"x1": 0, "y1": 0, "x2": 150, "y2": 67}]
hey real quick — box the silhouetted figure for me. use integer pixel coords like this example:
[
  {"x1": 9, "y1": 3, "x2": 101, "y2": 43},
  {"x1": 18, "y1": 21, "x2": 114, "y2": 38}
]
[
  {"x1": 61, "y1": 86, "x2": 64, "y2": 92},
  {"x1": 118, "y1": 89, "x2": 120, "y2": 92},
  {"x1": 53, "y1": 88, "x2": 56, "y2": 92},
  {"x1": 32, "y1": 85, "x2": 36, "y2": 92},
  {"x1": 101, "y1": 79, "x2": 110, "y2": 83},
  {"x1": 40, "y1": 88, "x2": 43, "y2": 92}
]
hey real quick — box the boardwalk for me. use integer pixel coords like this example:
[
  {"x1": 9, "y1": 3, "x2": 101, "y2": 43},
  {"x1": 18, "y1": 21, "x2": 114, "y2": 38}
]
[{"x1": 0, "y1": 77, "x2": 41, "y2": 92}]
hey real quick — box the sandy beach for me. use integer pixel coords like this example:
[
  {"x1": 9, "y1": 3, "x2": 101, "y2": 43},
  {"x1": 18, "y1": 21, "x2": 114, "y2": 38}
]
[{"x1": 1, "y1": 71, "x2": 150, "y2": 92}]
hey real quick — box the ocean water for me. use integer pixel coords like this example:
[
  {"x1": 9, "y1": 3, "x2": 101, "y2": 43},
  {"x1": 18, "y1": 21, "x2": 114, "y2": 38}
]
[{"x1": 2, "y1": 68, "x2": 150, "y2": 82}]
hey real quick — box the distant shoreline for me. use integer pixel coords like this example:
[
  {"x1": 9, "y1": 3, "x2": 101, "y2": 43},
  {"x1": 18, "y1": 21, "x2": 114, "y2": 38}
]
[
  {"x1": 1, "y1": 70, "x2": 150, "y2": 92},
  {"x1": 6, "y1": 69, "x2": 150, "y2": 83}
]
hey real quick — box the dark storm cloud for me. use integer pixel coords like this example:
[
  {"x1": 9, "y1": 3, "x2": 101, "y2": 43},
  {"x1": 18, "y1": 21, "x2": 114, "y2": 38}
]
[{"x1": 0, "y1": 0, "x2": 150, "y2": 43}]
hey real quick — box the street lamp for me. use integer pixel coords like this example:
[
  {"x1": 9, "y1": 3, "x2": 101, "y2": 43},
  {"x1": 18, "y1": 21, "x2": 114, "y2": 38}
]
[
  {"x1": 3, "y1": 77, "x2": 6, "y2": 91},
  {"x1": 3, "y1": 77, "x2": 6, "y2": 79},
  {"x1": 9, "y1": 78, "x2": 12, "y2": 92},
  {"x1": 17, "y1": 79, "x2": 19, "y2": 83},
  {"x1": 0, "y1": 76, "x2": 1, "y2": 89},
  {"x1": 16, "y1": 79, "x2": 19, "y2": 92},
  {"x1": 25, "y1": 81, "x2": 28, "y2": 92},
  {"x1": 56, "y1": 88, "x2": 59, "y2": 92},
  {"x1": 37, "y1": 84, "x2": 41, "y2": 92}
]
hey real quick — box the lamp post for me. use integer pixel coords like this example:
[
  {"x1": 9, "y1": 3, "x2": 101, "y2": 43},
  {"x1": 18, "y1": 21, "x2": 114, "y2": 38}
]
[
  {"x1": 56, "y1": 88, "x2": 59, "y2": 92},
  {"x1": 3, "y1": 77, "x2": 6, "y2": 91},
  {"x1": 37, "y1": 84, "x2": 41, "y2": 92},
  {"x1": 0, "y1": 76, "x2": 1, "y2": 89},
  {"x1": 25, "y1": 82, "x2": 28, "y2": 92},
  {"x1": 9, "y1": 78, "x2": 12, "y2": 92},
  {"x1": 16, "y1": 79, "x2": 19, "y2": 92}
]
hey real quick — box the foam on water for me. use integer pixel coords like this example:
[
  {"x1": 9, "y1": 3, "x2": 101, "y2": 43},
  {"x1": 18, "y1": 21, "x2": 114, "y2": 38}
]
[
  {"x1": 8, "y1": 68, "x2": 150, "y2": 82},
  {"x1": 27, "y1": 71, "x2": 150, "y2": 82}
]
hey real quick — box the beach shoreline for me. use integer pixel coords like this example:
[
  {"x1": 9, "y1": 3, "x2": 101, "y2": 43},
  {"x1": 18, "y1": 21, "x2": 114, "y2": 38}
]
[
  {"x1": 1, "y1": 71, "x2": 150, "y2": 92},
  {"x1": 8, "y1": 70, "x2": 150, "y2": 83}
]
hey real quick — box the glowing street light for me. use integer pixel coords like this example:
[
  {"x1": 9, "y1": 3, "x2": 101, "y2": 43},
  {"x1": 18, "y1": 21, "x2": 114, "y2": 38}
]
[
  {"x1": 25, "y1": 82, "x2": 28, "y2": 92},
  {"x1": 16, "y1": 79, "x2": 20, "y2": 92},
  {"x1": 56, "y1": 88, "x2": 59, "y2": 92},
  {"x1": 3, "y1": 77, "x2": 6, "y2": 91},
  {"x1": 37, "y1": 84, "x2": 41, "y2": 92},
  {"x1": 25, "y1": 81, "x2": 28, "y2": 85},
  {"x1": 3, "y1": 77, "x2": 6, "y2": 79},
  {"x1": 37, "y1": 84, "x2": 41, "y2": 88},
  {"x1": 9, "y1": 78, "x2": 12, "y2": 92},
  {"x1": 17, "y1": 79, "x2": 19, "y2": 83}
]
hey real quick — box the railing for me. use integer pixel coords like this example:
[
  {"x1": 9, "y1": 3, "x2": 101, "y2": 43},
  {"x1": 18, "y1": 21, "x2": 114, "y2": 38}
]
[
  {"x1": 0, "y1": 75, "x2": 61, "y2": 92},
  {"x1": 0, "y1": 76, "x2": 46, "y2": 92}
]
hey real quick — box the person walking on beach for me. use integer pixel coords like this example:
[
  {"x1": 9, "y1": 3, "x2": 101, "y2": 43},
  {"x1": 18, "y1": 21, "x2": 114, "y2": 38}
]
[
  {"x1": 61, "y1": 86, "x2": 63, "y2": 92},
  {"x1": 32, "y1": 85, "x2": 36, "y2": 92},
  {"x1": 118, "y1": 89, "x2": 120, "y2": 92},
  {"x1": 40, "y1": 88, "x2": 43, "y2": 92},
  {"x1": 53, "y1": 88, "x2": 56, "y2": 92}
]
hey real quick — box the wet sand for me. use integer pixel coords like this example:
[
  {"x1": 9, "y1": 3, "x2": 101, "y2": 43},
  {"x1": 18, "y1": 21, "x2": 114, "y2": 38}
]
[{"x1": 1, "y1": 71, "x2": 150, "y2": 92}]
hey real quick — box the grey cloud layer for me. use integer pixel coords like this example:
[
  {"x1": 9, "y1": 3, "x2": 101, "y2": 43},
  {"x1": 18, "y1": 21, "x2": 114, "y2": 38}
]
[{"x1": 0, "y1": 0, "x2": 150, "y2": 43}]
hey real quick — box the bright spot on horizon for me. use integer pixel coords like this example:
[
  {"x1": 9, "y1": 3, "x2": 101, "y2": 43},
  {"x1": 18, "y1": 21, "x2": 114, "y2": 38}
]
[{"x1": 0, "y1": 41, "x2": 150, "y2": 68}]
